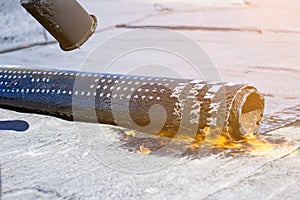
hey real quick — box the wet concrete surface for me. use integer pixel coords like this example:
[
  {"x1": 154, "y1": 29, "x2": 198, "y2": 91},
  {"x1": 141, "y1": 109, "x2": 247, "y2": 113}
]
[{"x1": 0, "y1": 0, "x2": 300, "y2": 199}]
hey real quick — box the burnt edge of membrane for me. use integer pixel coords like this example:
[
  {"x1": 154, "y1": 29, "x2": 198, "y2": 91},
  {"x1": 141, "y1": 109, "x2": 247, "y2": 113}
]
[{"x1": 227, "y1": 86, "x2": 265, "y2": 141}]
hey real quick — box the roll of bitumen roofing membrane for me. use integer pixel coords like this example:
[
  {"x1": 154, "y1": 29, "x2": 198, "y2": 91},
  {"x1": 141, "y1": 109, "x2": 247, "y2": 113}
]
[{"x1": 0, "y1": 66, "x2": 264, "y2": 141}]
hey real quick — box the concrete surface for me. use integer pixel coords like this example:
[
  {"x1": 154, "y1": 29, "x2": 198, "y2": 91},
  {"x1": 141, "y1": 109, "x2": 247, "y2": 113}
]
[
  {"x1": 0, "y1": 0, "x2": 47, "y2": 52},
  {"x1": 0, "y1": 0, "x2": 299, "y2": 199}
]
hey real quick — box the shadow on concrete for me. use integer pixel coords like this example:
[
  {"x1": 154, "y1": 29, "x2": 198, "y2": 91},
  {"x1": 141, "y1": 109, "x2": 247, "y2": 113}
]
[{"x1": 0, "y1": 120, "x2": 29, "y2": 132}]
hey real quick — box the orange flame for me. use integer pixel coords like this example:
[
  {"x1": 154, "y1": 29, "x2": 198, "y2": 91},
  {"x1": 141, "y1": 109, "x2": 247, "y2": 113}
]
[
  {"x1": 188, "y1": 127, "x2": 287, "y2": 156},
  {"x1": 124, "y1": 128, "x2": 290, "y2": 157}
]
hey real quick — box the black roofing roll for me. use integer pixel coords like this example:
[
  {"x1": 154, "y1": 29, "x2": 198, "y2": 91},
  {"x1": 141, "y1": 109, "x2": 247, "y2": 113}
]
[{"x1": 0, "y1": 65, "x2": 264, "y2": 141}]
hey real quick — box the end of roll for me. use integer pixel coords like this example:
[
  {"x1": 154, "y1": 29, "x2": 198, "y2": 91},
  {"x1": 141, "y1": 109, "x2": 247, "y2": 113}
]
[{"x1": 227, "y1": 87, "x2": 265, "y2": 141}]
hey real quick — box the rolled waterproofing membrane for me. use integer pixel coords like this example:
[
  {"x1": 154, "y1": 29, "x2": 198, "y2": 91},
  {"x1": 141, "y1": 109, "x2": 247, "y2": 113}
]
[{"x1": 0, "y1": 66, "x2": 264, "y2": 141}]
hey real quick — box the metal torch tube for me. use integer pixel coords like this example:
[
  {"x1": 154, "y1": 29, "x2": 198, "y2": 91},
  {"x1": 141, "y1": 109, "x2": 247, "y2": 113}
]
[
  {"x1": 0, "y1": 66, "x2": 264, "y2": 141},
  {"x1": 20, "y1": 0, "x2": 98, "y2": 51}
]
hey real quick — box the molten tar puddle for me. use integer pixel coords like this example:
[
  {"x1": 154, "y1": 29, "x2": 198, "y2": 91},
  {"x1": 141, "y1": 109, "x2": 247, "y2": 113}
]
[{"x1": 119, "y1": 127, "x2": 291, "y2": 157}]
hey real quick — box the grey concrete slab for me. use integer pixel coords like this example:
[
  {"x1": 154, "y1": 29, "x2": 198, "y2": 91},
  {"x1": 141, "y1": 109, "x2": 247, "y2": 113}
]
[
  {"x1": 0, "y1": 29, "x2": 122, "y2": 70},
  {"x1": 0, "y1": 0, "x2": 46, "y2": 51},
  {"x1": 79, "y1": 0, "x2": 159, "y2": 30},
  {"x1": 131, "y1": 0, "x2": 300, "y2": 32}
]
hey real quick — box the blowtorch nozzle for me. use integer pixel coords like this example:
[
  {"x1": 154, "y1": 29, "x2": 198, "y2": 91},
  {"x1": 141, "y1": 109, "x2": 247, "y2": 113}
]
[{"x1": 20, "y1": 0, "x2": 98, "y2": 51}]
